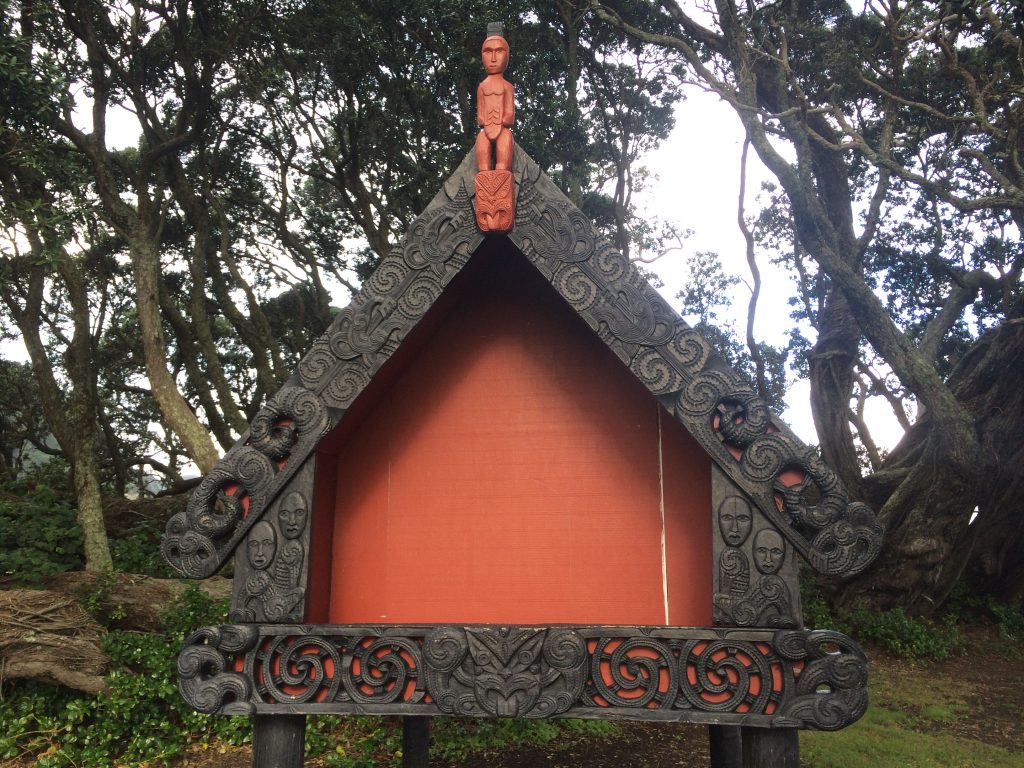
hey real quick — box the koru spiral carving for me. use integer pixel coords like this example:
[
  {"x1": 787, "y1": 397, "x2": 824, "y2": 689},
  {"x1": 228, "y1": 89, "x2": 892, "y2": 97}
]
[
  {"x1": 177, "y1": 623, "x2": 867, "y2": 730},
  {"x1": 163, "y1": 143, "x2": 882, "y2": 581}
]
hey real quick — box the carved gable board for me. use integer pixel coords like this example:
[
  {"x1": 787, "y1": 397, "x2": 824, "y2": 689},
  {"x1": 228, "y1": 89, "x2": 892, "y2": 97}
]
[{"x1": 166, "y1": 145, "x2": 881, "y2": 732}]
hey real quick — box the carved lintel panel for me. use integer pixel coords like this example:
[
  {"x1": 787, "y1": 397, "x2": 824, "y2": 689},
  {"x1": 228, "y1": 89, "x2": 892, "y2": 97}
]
[
  {"x1": 178, "y1": 623, "x2": 867, "y2": 731},
  {"x1": 712, "y1": 465, "x2": 801, "y2": 628}
]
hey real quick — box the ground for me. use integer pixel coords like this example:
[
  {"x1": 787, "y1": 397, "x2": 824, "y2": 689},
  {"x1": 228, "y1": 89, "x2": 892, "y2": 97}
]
[{"x1": 160, "y1": 626, "x2": 1023, "y2": 768}]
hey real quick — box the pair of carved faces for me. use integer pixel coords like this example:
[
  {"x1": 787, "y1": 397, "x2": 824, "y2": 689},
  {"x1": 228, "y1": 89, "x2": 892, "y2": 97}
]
[
  {"x1": 247, "y1": 492, "x2": 308, "y2": 569},
  {"x1": 482, "y1": 36, "x2": 509, "y2": 74},
  {"x1": 718, "y1": 496, "x2": 784, "y2": 574}
]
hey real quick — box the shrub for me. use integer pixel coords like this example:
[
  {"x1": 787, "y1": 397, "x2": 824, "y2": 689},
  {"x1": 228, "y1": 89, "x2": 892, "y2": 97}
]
[{"x1": 0, "y1": 462, "x2": 83, "y2": 583}]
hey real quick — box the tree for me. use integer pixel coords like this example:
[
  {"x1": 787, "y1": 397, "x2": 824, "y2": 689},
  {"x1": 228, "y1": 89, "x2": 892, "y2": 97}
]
[
  {"x1": 591, "y1": 0, "x2": 1024, "y2": 609},
  {"x1": 2, "y1": 0, "x2": 682, "y2": 576}
]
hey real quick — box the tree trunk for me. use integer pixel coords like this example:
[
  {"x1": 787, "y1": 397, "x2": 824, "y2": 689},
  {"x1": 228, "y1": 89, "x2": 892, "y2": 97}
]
[
  {"x1": 128, "y1": 236, "x2": 221, "y2": 474},
  {"x1": 838, "y1": 320, "x2": 1024, "y2": 612}
]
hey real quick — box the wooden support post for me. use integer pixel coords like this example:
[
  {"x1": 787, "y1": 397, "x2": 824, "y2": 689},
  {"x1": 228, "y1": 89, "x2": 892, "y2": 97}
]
[
  {"x1": 402, "y1": 716, "x2": 430, "y2": 768},
  {"x1": 252, "y1": 714, "x2": 305, "y2": 768},
  {"x1": 741, "y1": 727, "x2": 798, "y2": 768},
  {"x1": 709, "y1": 724, "x2": 743, "y2": 768}
]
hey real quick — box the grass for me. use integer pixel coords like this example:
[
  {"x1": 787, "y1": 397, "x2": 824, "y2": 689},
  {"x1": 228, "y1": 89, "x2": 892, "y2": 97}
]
[
  {"x1": 801, "y1": 706, "x2": 1022, "y2": 767},
  {"x1": 801, "y1": 649, "x2": 1021, "y2": 768}
]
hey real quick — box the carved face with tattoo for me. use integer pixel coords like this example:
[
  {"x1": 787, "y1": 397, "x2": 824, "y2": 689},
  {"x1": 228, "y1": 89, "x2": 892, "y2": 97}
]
[
  {"x1": 247, "y1": 521, "x2": 277, "y2": 570},
  {"x1": 718, "y1": 496, "x2": 753, "y2": 547},
  {"x1": 278, "y1": 492, "x2": 308, "y2": 540},
  {"x1": 753, "y1": 529, "x2": 785, "y2": 575}
]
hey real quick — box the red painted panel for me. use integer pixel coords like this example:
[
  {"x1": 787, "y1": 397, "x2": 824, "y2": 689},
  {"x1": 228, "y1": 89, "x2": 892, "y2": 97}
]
[{"x1": 317, "y1": 246, "x2": 711, "y2": 625}]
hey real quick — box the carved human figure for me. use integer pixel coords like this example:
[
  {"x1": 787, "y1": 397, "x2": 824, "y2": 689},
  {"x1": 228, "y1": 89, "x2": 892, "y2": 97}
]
[
  {"x1": 475, "y1": 27, "x2": 514, "y2": 172},
  {"x1": 274, "y1": 492, "x2": 308, "y2": 592},
  {"x1": 242, "y1": 521, "x2": 277, "y2": 621},
  {"x1": 718, "y1": 496, "x2": 753, "y2": 547},
  {"x1": 753, "y1": 529, "x2": 785, "y2": 575},
  {"x1": 247, "y1": 521, "x2": 277, "y2": 571}
]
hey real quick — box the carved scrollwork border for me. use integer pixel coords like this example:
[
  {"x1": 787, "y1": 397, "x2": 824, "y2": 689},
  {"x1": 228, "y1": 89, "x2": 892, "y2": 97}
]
[{"x1": 177, "y1": 624, "x2": 867, "y2": 731}]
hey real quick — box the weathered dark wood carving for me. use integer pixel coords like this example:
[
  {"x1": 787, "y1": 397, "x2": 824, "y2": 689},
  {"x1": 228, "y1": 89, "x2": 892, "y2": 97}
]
[
  {"x1": 229, "y1": 460, "x2": 313, "y2": 623},
  {"x1": 177, "y1": 624, "x2": 867, "y2": 731},
  {"x1": 162, "y1": 143, "x2": 882, "y2": 583}
]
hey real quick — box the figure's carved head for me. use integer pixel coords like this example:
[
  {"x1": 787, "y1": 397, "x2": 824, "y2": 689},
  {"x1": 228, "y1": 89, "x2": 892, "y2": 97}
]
[
  {"x1": 279, "y1": 492, "x2": 308, "y2": 540},
  {"x1": 247, "y1": 521, "x2": 277, "y2": 570},
  {"x1": 718, "y1": 496, "x2": 753, "y2": 547},
  {"x1": 482, "y1": 35, "x2": 509, "y2": 75},
  {"x1": 753, "y1": 529, "x2": 785, "y2": 575}
]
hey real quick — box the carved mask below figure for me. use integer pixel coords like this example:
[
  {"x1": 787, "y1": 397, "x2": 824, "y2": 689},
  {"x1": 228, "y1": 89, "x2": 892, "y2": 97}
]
[
  {"x1": 279, "y1": 492, "x2": 308, "y2": 540},
  {"x1": 718, "y1": 496, "x2": 753, "y2": 547},
  {"x1": 475, "y1": 171, "x2": 515, "y2": 232},
  {"x1": 753, "y1": 529, "x2": 785, "y2": 575},
  {"x1": 247, "y1": 521, "x2": 277, "y2": 570}
]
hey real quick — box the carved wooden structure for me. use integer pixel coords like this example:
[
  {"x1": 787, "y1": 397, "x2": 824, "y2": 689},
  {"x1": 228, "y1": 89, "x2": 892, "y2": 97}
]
[{"x1": 164, "y1": 29, "x2": 882, "y2": 766}]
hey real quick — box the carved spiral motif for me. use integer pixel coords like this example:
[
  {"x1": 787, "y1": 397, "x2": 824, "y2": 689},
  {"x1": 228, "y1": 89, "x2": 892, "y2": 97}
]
[
  {"x1": 423, "y1": 626, "x2": 468, "y2": 672},
  {"x1": 663, "y1": 329, "x2": 712, "y2": 379},
  {"x1": 739, "y1": 433, "x2": 797, "y2": 483},
  {"x1": 809, "y1": 504, "x2": 884, "y2": 577},
  {"x1": 322, "y1": 362, "x2": 372, "y2": 410},
  {"x1": 776, "y1": 630, "x2": 868, "y2": 730},
  {"x1": 341, "y1": 637, "x2": 422, "y2": 705},
  {"x1": 250, "y1": 386, "x2": 329, "y2": 460},
  {"x1": 297, "y1": 338, "x2": 338, "y2": 390},
  {"x1": 554, "y1": 265, "x2": 598, "y2": 311},
  {"x1": 630, "y1": 348, "x2": 684, "y2": 395},
  {"x1": 367, "y1": 254, "x2": 411, "y2": 296},
  {"x1": 260, "y1": 636, "x2": 342, "y2": 704},
  {"x1": 397, "y1": 276, "x2": 444, "y2": 321},
  {"x1": 678, "y1": 639, "x2": 775, "y2": 713},
  {"x1": 592, "y1": 240, "x2": 627, "y2": 283},
  {"x1": 589, "y1": 638, "x2": 676, "y2": 709},
  {"x1": 716, "y1": 389, "x2": 770, "y2": 447},
  {"x1": 676, "y1": 370, "x2": 744, "y2": 420},
  {"x1": 178, "y1": 625, "x2": 258, "y2": 714}
]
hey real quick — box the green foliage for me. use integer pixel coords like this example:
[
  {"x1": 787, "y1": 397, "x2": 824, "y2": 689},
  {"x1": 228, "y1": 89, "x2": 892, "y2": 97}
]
[
  {"x1": 802, "y1": 580, "x2": 962, "y2": 662},
  {"x1": 109, "y1": 523, "x2": 176, "y2": 578},
  {"x1": 843, "y1": 606, "x2": 962, "y2": 661},
  {"x1": 0, "y1": 584, "x2": 239, "y2": 767},
  {"x1": 988, "y1": 601, "x2": 1024, "y2": 644},
  {"x1": 0, "y1": 461, "x2": 83, "y2": 582}
]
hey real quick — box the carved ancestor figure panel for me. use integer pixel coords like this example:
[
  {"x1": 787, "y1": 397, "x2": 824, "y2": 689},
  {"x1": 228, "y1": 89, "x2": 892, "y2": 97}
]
[
  {"x1": 230, "y1": 459, "x2": 314, "y2": 623},
  {"x1": 711, "y1": 465, "x2": 801, "y2": 628}
]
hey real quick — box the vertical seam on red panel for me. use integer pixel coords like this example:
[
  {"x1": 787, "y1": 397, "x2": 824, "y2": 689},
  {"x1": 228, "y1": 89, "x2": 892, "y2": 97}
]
[{"x1": 658, "y1": 406, "x2": 670, "y2": 624}]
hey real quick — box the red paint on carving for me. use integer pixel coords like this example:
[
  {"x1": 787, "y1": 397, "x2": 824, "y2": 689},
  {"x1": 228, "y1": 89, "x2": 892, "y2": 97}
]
[{"x1": 314, "y1": 243, "x2": 712, "y2": 626}]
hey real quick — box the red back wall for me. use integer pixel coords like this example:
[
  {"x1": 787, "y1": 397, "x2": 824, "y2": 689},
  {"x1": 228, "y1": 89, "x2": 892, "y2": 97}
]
[{"x1": 310, "y1": 244, "x2": 712, "y2": 626}]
